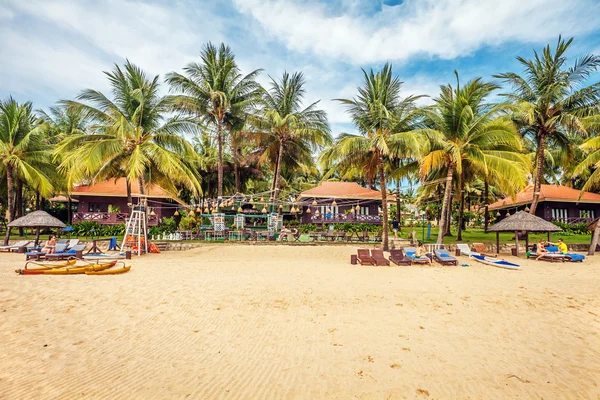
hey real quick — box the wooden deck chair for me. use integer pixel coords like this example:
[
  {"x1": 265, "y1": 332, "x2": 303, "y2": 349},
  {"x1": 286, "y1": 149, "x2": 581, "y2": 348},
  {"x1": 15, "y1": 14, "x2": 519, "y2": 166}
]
[
  {"x1": 357, "y1": 249, "x2": 375, "y2": 265},
  {"x1": 370, "y1": 249, "x2": 390, "y2": 266}
]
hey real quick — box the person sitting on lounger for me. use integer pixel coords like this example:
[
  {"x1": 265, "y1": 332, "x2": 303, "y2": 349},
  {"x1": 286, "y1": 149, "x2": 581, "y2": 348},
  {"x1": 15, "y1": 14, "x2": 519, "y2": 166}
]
[
  {"x1": 41, "y1": 235, "x2": 57, "y2": 254},
  {"x1": 555, "y1": 239, "x2": 568, "y2": 254},
  {"x1": 535, "y1": 239, "x2": 549, "y2": 260},
  {"x1": 278, "y1": 226, "x2": 291, "y2": 241},
  {"x1": 415, "y1": 241, "x2": 431, "y2": 265}
]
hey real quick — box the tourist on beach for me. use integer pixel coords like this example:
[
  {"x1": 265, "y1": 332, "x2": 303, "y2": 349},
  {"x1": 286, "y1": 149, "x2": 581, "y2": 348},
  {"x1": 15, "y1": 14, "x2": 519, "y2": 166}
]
[
  {"x1": 535, "y1": 239, "x2": 549, "y2": 260},
  {"x1": 415, "y1": 241, "x2": 431, "y2": 265},
  {"x1": 555, "y1": 239, "x2": 568, "y2": 254},
  {"x1": 392, "y1": 218, "x2": 399, "y2": 237},
  {"x1": 41, "y1": 235, "x2": 57, "y2": 254},
  {"x1": 278, "y1": 226, "x2": 291, "y2": 241}
]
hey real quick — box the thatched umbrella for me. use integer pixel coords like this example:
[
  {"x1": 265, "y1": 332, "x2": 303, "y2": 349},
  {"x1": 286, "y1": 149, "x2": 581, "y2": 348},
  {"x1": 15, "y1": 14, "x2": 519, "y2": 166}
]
[
  {"x1": 487, "y1": 211, "x2": 562, "y2": 255},
  {"x1": 8, "y1": 210, "x2": 66, "y2": 245}
]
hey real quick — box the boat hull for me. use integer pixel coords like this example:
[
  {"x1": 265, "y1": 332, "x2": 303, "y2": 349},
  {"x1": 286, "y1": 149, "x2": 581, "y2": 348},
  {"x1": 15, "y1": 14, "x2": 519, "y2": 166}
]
[{"x1": 470, "y1": 254, "x2": 520, "y2": 270}]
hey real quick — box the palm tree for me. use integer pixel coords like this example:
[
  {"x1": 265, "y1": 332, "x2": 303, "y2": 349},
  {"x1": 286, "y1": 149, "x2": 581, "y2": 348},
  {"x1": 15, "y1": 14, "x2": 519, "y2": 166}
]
[
  {"x1": 333, "y1": 64, "x2": 422, "y2": 251},
  {"x1": 166, "y1": 42, "x2": 262, "y2": 200},
  {"x1": 572, "y1": 115, "x2": 600, "y2": 254},
  {"x1": 250, "y1": 71, "x2": 331, "y2": 204},
  {"x1": 56, "y1": 61, "x2": 202, "y2": 201},
  {"x1": 495, "y1": 36, "x2": 600, "y2": 215},
  {"x1": 418, "y1": 74, "x2": 529, "y2": 244},
  {"x1": 0, "y1": 98, "x2": 54, "y2": 244}
]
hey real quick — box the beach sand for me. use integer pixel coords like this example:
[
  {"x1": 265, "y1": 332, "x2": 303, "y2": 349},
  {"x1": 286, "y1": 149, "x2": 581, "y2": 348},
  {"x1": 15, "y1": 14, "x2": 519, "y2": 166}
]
[{"x1": 1, "y1": 245, "x2": 599, "y2": 399}]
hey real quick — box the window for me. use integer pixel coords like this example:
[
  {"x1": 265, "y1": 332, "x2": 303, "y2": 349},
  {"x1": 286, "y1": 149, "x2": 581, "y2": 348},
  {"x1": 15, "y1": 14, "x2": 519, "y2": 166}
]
[
  {"x1": 360, "y1": 206, "x2": 370, "y2": 215},
  {"x1": 88, "y1": 202, "x2": 107, "y2": 213},
  {"x1": 579, "y1": 210, "x2": 595, "y2": 219},
  {"x1": 552, "y1": 208, "x2": 568, "y2": 222}
]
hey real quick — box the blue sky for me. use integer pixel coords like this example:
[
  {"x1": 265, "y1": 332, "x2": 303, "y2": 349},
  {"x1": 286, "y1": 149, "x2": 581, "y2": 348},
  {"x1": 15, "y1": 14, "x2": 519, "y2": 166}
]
[{"x1": 1, "y1": 0, "x2": 600, "y2": 136}]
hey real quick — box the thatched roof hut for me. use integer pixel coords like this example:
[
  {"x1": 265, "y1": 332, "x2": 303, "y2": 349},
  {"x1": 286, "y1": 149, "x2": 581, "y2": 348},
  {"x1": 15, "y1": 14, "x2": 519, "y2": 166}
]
[
  {"x1": 8, "y1": 211, "x2": 66, "y2": 228},
  {"x1": 487, "y1": 211, "x2": 562, "y2": 255}
]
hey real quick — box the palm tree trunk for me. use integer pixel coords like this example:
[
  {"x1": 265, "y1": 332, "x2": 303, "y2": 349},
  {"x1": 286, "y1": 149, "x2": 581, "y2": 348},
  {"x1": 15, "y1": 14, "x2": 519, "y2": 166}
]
[
  {"x1": 3, "y1": 166, "x2": 14, "y2": 245},
  {"x1": 396, "y1": 178, "x2": 401, "y2": 228},
  {"x1": 216, "y1": 119, "x2": 224, "y2": 199},
  {"x1": 530, "y1": 132, "x2": 546, "y2": 215},
  {"x1": 437, "y1": 166, "x2": 454, "y2": 244},
  {"x1": 444, "y1": 192, "x2": 453, "y2": 236},
  {"x1": 126, "y1": 178, "x2": 132, "y2": 205},
  {"x1": 484, "y1": 181, "x2": 490, "y2": 231},
  {"x1": 138, "y1": 176, "x2": 146, "y2": 196},
  {"x1": 377, "y1": 153, "x2": 389, "y2": 251},
  {"x1": 589, "y1": 222, "x2": 600, "y2": 255},
  {"x1": 16, "y1": 179, "x2": 23, "y2": 236},
  {"x1": 457, "y1": 174, "x2": 465, "y2": 241},
  {"x1": 67, "y1": 195, "x2": 72, "y2": 224},
  {"x1": 272, "y1": 140, "x2": 284, "y2": 208},
  {"x1": 232, "y1": 137, "x2": 240, "y2": 193}
]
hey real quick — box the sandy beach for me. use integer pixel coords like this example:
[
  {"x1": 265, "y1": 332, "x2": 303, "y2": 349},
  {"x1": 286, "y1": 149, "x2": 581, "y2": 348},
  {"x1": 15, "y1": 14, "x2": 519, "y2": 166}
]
[{"x1": 1, "y1": 245, "x2": 599, "y2": 399}]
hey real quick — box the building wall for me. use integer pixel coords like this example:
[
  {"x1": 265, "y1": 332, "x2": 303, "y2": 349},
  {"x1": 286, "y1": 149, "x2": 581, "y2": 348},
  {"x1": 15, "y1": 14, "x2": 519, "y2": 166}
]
[
  {"x1": 75, "y1": 196, "x2": 177, "y2": 222},
  {"x1": 300, "y1": 200, "x2": 380, "y2": 224},
  {"x1": 496, "y1": 201, "x2": 600, "y2": 222}
]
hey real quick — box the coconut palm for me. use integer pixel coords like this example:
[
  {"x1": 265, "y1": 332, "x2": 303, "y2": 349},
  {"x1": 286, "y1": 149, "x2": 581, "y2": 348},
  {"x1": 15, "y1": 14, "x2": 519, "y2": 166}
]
[
  {"x1": 250, "y1": 71, "x2": 331, "y2": 204},
  {"x1": 0, "y1": 98, "x2": 54, "y2": 244},
  {"x1": 333, "y1": 64, "x2": 422, "y2": 251},
  {"x1": 418, "y1": 74, "x2": 529, "y2": 244},
  {"x1": 166, "y1": 42, "x2": 262, "y2": 200},
  {"x1": 495, "y1": 36, "x2": 600, "y2": 215},
  {"x1": 56, "y1": 60, "x2": 202, "y2": 201},
  {"x1": 572, "y1": 115, "x2": 600, "y2": 254}
]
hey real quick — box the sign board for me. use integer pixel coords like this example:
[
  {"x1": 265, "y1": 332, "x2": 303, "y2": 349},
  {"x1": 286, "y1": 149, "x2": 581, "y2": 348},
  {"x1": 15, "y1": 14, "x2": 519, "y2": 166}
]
[
  {"x1": 234, "y1": 214, "x2": 245, "y2": 230},
  {"x1": 212, "y1": 213, "x2": 225, "y2": 232}
]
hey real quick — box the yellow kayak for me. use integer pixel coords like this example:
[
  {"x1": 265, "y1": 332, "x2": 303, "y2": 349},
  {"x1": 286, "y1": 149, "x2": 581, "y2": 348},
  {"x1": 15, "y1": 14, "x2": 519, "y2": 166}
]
[
  {"x1": 85, "y1": 265, "x2": 131, "y2": 275},
  {"x1": 16, "y1": 261, "x2": 116, "y2": 275}
]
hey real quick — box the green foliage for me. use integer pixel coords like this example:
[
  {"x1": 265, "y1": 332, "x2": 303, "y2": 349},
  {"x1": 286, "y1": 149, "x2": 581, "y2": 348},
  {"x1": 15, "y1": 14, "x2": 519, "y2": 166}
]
[
  {"x1": 552, "y1": 221, "x2": 590, "y2": 235},
  {"x1": 69, "y1": 222, "x2": 125, "y2": 237},
  {"x1": 149, "y1": 217, "x2": 178, "y2": 237},
  {"x1": 178, "y1": 215, "x2": 197, "y2": 231}
]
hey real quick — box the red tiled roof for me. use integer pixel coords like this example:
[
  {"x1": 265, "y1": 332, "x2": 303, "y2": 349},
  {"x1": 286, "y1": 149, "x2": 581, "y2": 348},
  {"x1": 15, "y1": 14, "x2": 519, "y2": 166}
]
[
  {"x1": 72, "y1": 178, "x2": 173, "y2": 199},
  {"x1": 488, "y1": 184, "x2": 600, "y2": 210},
  {"x1": 299, "y1": 181, "x2": 393, "y2": 200}
]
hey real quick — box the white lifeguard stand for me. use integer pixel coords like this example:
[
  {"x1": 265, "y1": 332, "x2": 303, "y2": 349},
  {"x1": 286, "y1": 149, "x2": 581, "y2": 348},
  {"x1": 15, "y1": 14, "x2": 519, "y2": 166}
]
[{"x1": 121, "y1": 197, "x2": 148, "y2": 256}]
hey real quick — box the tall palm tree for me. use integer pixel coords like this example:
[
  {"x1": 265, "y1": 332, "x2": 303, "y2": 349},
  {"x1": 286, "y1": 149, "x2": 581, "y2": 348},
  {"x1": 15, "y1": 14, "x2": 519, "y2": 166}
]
[
  {"x1": 418, "y1": 74, "x2": 529, "y2": 244},
  {"x1": 56, "y1": 61, "x2": 202, "y2": 201},
  {"x1": 0, "y1": 98, "x2": 54, "y2": 244},
  {"x1": 495, "y1": 36, "x2": 600, "y2": 215},
  {"x1": 333, "y1": 64, "x2": 422, "y2": 251},
  {"x1": 572, "y1": 115, "x2": 600, "y2": 254},
  {"x1": 250, "y1": 71, "x2": 331, "y2": 204},
  {"x1": 166, "y1": 42, "x2": 262, "y2": 200}
]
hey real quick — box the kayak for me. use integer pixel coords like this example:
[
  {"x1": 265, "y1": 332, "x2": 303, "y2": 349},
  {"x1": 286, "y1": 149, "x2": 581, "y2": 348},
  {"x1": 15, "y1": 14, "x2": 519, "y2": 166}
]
[
  {"x1": 470, "y1": 254, "x2": 520, "y2": 270},
  {"x1": 85, "y1": 265, "x2": 131, "y2": 275},
  {"x1": 16, "y1": 261, "x2": 117, "y2": 275}
]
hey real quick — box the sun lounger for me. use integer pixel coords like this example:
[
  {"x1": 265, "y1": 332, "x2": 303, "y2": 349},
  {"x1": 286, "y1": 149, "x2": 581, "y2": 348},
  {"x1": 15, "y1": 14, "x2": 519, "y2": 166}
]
[
  {"x1": 357, "y1": 249, "x2": 375, "y2": 265},
  {"x1": 44, "y1": 244, "x2": 87, "y2": 260},
  {"x1": 26, "y1": 243, "x2": 68, "y2": 260},
  {"x1": 533, "y1": 245, "x2": 585, "y2": 262},
  {"x1": 67, "y1": 239, "x2": 80, "y2": 249},
  {"x1": 456, "y1": 243, "x2": 473, "y2": 256},
  {"x1": 389, "y1": 249, "x2": 412, "y2": 266},
  {"x1": 404, "y1": 247, "x2": 430, "y2": 264},
  {"x1": 371, "y1": 249, "x2": 390, "y2": 266},
  {"x1": 472, "y1": 243, "x2": 497, "y2": 257},
  {"x1": 433, "y1": 249, "x2": 458, "y2": 266},
  {"x1": 0, "y1": 240, "x2": 31, "y2": 252}
]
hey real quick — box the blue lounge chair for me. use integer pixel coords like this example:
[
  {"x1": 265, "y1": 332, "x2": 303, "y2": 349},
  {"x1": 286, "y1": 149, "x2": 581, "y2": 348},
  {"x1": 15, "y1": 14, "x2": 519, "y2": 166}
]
[
  {"x1": 0, "y1": 240, "x2": 31, "y2": 252},
  {"x1": 405, "y1": 247, "x2": 430, "y2": 264},
  {"x1": 25, "y1": 243, "x2": 68, "y2": 260},
  {"x1": 545, "y1": 245, "x2": 585, "y2": 262},
  {"x1": 433, "y1": 249, "x2": 458, "y2": 266},
  {"x1": 44, "y1": 244, "x2": 87, "y2": 260}
]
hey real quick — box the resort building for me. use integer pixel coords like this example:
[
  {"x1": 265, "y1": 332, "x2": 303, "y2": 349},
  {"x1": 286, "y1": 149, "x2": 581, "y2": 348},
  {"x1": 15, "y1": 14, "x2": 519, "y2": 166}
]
[
  {"x1": 488, "y1": 184, "x2": 600, "y2": 224},
  {"x1": 70, "y1": 178, "x2": 184, "y2": 226},
  {"x1": 298, "y1": 181, "x2": 392, "y2": 225}
]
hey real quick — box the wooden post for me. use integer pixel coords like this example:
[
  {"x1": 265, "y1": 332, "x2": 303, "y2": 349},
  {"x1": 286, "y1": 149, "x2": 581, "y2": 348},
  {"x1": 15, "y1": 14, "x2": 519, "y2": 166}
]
[
  {"x1": 515, "y1": 230, "x2": 519, "y2": 257},
  {"x1": 547, "y1": 231, "x2": 551, "y2": 242},
  {"x1": 525, "y1": 232, "x2": 529, "y2": 253},
  {"x1": 496, "y1": 231, "x2": 500, "y2": 254}
]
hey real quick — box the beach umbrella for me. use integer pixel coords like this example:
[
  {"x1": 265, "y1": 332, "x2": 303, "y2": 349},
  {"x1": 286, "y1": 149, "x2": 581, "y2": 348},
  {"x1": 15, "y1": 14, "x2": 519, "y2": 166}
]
[
  {"x1": 8, "y1": 210, "x2": 67, "y2": 245},
  {"x1": 487, "y1": 211, "x2": 562, "y2": 256}
]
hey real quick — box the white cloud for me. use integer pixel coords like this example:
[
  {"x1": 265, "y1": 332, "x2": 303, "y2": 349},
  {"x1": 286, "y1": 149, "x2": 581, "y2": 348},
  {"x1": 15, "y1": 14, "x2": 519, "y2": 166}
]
[{"x1": 233, "y1": 0, "x2": 600, "y2": 64}]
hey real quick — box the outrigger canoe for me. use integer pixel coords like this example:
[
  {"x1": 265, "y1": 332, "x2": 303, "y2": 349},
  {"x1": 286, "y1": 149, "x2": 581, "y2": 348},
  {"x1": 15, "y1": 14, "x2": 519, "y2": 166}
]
[
  {"x1": 85, "y1": 265, "x2": 131, "y2": 275},
  {"x1": 20, "y1": 259, "x2": 77, "y2": 271},
  {"x1": 16, "y1": 261, "x2": 117, "y2": 275},
  {"x1": 470, "y1": 254, "x2": 520, "y2": 270}
]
